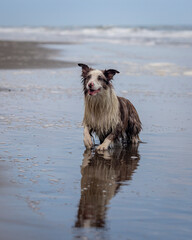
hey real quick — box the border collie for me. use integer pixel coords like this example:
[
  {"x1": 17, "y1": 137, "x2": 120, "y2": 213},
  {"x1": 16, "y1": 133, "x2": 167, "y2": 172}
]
[{"x1": 78, "y1": 63, "x2": 142, "y2": 151}]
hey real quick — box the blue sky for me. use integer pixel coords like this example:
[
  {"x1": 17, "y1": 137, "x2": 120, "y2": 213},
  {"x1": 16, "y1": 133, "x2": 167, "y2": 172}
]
[{"x1": 0, "y1": 0, "x2": 192, "y2": 27}]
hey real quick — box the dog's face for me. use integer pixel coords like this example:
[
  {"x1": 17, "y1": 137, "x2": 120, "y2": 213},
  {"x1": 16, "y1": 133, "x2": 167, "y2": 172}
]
[
  {"x1": 84, "y1": 69, "x2": 106, "y2": 96},
  {"x1": 78, "y1": 63, "x2": 119, "y2": 96}
]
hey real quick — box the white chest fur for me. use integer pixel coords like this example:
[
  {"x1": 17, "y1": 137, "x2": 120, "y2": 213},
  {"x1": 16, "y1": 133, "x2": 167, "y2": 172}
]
[{"x1": 83, "y1": 89, "x2": 120, "y2": 136}]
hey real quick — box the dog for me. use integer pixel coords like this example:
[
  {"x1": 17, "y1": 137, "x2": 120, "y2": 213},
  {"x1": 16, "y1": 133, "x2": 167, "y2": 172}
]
[{"x1": 78, "y1": 63, "x2": 142, "y2": 151}]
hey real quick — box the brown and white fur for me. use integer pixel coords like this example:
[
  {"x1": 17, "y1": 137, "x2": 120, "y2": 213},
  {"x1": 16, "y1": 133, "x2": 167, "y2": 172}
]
[{"x1": 78, "y1": 63, "x2": 142, "y2": 151}]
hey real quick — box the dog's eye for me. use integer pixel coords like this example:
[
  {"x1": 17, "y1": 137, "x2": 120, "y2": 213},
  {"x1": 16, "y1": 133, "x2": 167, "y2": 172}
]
[
  {"x1": 98, "y1": 76, "x2": 102, "y2": 81},
  {"x1": 86, "y1": 75, "x2": 91, "y2": 80}
]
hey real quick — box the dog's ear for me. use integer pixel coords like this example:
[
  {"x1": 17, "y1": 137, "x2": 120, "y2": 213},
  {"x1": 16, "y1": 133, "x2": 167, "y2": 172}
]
[
  {"x1": 78, "y1": 63, "x2": 90, "y2": 78},
  {"x1": 104, "y1": 69, "x2": 120, "y2": 81}
]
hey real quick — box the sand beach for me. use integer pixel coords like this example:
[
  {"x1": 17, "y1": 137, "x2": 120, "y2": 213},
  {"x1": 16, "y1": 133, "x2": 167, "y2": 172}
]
[{"x1": 0, "y1": 26, "x2": 192, "y2": 240}]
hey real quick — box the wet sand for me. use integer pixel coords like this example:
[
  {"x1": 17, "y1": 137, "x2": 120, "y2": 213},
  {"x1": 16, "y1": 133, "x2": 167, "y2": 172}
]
[
  {"x1": 0, "y1": 39, "x2": 192, "y2": 240},
  {"x1": 0, "y1": 40, "x2": 76, "y2": 69}
]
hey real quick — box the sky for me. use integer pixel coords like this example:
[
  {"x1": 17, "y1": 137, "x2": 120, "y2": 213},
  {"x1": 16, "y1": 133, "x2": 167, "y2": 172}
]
[{"x1": 0, "y1": 0, "x2": 192, "y2": 27}]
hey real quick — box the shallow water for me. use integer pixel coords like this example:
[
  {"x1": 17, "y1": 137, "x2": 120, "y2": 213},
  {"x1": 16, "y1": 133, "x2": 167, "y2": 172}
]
[{"x1": 0, "y1": 31, "x2": 192, "y2": 240}]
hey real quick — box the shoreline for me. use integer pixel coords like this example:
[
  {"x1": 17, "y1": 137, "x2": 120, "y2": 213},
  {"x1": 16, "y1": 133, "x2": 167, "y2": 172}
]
[{"x1": 0, "y1": 40, "x2": 76, "y2": 70}]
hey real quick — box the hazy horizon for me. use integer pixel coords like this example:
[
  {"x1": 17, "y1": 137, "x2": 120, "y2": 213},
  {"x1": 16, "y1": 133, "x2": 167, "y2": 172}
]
[{"x1": 1, "y1": 24, "x2": 192, "y2": 29}]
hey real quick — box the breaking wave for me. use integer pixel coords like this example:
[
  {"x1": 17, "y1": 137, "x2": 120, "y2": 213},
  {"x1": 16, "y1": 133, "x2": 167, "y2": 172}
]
[{"x1": 0, "y1": 26, "x2": 192, "y2": 46}]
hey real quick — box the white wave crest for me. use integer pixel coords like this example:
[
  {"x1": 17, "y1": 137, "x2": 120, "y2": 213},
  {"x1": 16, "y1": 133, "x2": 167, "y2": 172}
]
[{"x1": 0, "y1": 26, "x2": 192, "y2": 46}]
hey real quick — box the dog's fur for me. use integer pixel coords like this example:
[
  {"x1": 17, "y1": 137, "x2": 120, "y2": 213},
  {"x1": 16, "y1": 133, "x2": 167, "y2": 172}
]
[{"x1": 78, "y1": 63, "x2": 142, "y2": 151}]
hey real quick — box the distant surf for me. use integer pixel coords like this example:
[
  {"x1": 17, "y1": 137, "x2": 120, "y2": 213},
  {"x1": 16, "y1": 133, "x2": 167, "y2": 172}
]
[{"x1": 0, "y1": 26, "x2": 192, "y2": 46}]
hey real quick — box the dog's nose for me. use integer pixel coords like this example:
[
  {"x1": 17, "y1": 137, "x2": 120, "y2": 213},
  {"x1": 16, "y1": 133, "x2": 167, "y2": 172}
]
[{"x1": 88, "y1": 82, "x2": 94, "y2": 88}]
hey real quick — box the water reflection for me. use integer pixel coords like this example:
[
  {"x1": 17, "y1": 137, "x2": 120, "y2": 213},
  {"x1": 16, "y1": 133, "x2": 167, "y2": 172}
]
[{"x1": 75, "y1": 145, "x2": 140, "y2": 228}]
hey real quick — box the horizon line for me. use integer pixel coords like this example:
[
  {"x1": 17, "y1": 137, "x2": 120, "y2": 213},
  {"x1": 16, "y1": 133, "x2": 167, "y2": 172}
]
[{"x1": 0, "y1": 24, "x2": 192, "y2": 28}]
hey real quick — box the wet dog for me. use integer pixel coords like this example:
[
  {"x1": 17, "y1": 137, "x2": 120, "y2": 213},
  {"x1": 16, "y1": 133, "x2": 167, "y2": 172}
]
[{"x1": 78, "y1": 63, "x2": 142, "y2": 151}]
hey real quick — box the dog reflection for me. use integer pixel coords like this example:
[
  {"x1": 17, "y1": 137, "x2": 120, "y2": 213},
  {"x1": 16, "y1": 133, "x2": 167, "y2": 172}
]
[{"x1": 75, "y1": 145, "x2": 140, "y2": 228}]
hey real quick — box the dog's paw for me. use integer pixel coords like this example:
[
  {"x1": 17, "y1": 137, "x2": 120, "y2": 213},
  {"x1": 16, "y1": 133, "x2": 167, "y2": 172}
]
[
  {"x1": 96, "y1": 143, "x2": 109, "y2": 151},
  {"x1": 84, "y1": 136, "x2": 93, "y2": 149},
  {"x1": 131, "y1": 136, "x2": 139, "y2": 144}
]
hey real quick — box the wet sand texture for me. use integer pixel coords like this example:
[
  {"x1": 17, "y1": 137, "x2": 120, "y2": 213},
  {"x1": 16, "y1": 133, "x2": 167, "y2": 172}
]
[
  {"x1": 0, "y1": 41, "x2": 76, "y2": 69},
  {"x1": 0, "y1": 30, "x2": 192, "y2": 240}
]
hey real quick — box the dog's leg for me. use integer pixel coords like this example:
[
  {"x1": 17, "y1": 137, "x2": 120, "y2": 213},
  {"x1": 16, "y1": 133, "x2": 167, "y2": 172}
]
[
  {"x1": 97, "y1": 133, "x2": 115, "y2": 151},
  {"x1": 83, "y1": 126, "x2": 93, "y2": 149}
]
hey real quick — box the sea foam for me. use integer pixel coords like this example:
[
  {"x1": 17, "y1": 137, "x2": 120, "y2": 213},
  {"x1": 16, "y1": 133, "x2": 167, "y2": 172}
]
[{"x1": 0, "y1": 26, "x2": 192, "y2": 46}]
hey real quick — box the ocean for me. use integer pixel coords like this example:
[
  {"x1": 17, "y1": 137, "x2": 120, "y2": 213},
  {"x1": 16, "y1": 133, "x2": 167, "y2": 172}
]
[{"x1": 0, "y1": 25, "x2": 192, "y2": 46}]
